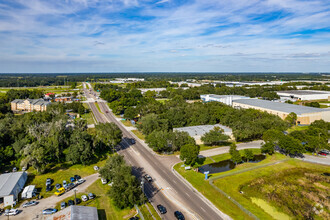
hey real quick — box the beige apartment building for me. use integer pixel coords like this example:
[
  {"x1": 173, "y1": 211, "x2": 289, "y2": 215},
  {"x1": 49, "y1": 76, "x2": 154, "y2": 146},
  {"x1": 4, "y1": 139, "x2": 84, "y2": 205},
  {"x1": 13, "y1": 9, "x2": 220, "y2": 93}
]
[
  {"x1": 11, "y1": 99, "x2": 51, "y2": 112},
  {"x1": 232, "y1": 99, "x2": 330, "y2": 125}
]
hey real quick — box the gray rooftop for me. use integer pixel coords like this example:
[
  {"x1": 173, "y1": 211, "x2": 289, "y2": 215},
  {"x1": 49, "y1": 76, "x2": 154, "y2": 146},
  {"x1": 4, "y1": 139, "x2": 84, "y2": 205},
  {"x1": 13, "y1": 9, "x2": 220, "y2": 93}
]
[
  {"x1": 233, "y1": 99, "x2": 330, "y2": 115},
  {"x1": 203, "y1": 94, "x2": 247, "y2": 99},
  {"x1": 174, "y1": 124, "x2": 232, "y2": 137},
  {"x1": 0, "y1": 172, "x2": 27, "y2": 197},
  {"x1": 11, "y1": 98, "x2": 50, "y2": 106},
  {"x1": 277, "y1": 90, "x2": 330, "y2": 95},
  {"x1": 46, "y1": 205, "x2": 98, "y2": 220}
]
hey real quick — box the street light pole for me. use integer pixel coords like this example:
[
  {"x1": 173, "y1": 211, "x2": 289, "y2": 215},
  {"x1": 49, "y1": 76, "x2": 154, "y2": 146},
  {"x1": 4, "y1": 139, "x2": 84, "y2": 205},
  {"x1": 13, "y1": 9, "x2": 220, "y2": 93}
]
[{"x1": 74, "y1": 189, "x2": 77, "y2": 205}]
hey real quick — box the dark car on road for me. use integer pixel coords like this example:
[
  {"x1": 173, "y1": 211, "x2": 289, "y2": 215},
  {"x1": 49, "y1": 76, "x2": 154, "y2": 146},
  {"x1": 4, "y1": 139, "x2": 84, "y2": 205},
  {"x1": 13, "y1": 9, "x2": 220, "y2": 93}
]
[
  {"x1": 74, "y1": 175, "x2": 81, "y2": 180},
  {"x1": 74, "y1": 198, "x2": 81, "y2": 204},
  {"x1": 174, "y1": 211, "x2": 185, "y2": 220},
  {"x1": 68, "y1": 200, "x2": 74, "y2": 206},
  {"x1": 23, "y1": 201, "x2": 39, "y2": 208},
  {"x1": 157, "y1": 204, "x2": 167, "y2": 214},
  {"x1": 144, "y1": 174, "x2": 152, "y2": 182}
]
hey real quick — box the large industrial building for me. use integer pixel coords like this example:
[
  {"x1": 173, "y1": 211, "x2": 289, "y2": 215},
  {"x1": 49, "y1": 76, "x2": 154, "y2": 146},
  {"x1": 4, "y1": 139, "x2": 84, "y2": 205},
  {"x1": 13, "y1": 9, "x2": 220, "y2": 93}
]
[
  {"x1": 0, "y1": 172, "x2": 28, "y2": 207},
  {"x1": 200, "y1": 94, "x2": 250, "y2": 106},
  {"x1": 232, "y1": 99, "x2": 330, "y2": 125},
  {"x1": 174, "y1": 124, "x2": 233, "y2": 144},
  {"x1": 46, "y1": 205, "x2": 99, "y2": 220},
  {"x1": 277, "y1": 90, "x2": 330, "y2": 101}
]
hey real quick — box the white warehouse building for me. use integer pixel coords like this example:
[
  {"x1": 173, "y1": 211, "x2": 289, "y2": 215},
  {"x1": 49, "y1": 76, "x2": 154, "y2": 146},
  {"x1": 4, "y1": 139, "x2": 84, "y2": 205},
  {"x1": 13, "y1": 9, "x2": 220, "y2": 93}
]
[
  {"x1": 200, "y1": 94, "x2": 250, "y2": 106},
  {"x1": 277, "y1": 90, "x2": 330, "y2": 101},
  {"x1": 0, "y1": 172, "x2": 27, "y2": 207}
]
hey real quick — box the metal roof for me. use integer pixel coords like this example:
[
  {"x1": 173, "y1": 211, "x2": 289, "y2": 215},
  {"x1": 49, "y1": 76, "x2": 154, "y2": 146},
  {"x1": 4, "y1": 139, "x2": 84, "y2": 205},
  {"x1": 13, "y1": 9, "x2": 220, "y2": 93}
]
[
  {"x1": 174, "y1": 124, "x2": 232, "y2": 137},
  {"x1": 277, "y1": 90, "x2": 330, "y2": 96},
  {"x1": 233, "y1": 99, "x2": 330, "y2": 115},
  {"x1": 0, "y1": 172, "x2": 27, "y2": 197},
  {"x1": 46, "y1": 206, "x2": 98, "y2": 220}
]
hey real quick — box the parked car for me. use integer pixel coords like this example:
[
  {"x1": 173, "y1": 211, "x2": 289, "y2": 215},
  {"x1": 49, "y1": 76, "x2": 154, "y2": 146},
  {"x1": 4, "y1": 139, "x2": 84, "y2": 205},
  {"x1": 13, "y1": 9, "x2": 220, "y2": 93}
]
[
  {"x1": 63, "y1": 180, "x2": 67, "y2": 188},
  {"x1": 68, "y1": 200, "x2": 74, "y2": 206},
  {"x1": 105, "y1": 110, "x2": 109, "y2": 113},
  {"x1": 81, "y1": 195, "x2": 88, "y2": 202},
  {"x1": 131, "y1": 139, "x2": 136, "y2": 144},
  {"x1": 42, "y1": 208, "x2": 57, "y2": 215},
  {"x1": 12, "y1": 167, "x2": 17, "y2": 172},
  {"x1": 174, "y1": 211, "x2": 185, "y2": 220},
  {"x1": 320, "y1": 149, "x2": 330, "y2": 154},
  {"x1": 129, "y1": 217, "x2": 139, "y2": 220},
  {"x1": 46, "y1": 184, "x2": 52, "y2": 192},
  {"x1": 60, "y1": 202, "x2": 66, "y2": 210},
  {"x1": 101, "y1": 178, "x2": 107, "y2": 184},
  {"x1": 70, "y1": 177, "x2": 75, "y2": 182},
  {"x1": 94, "y1": 166, "x2": 99, "y2": 171},
  {"x1": 77, "y1": 179, "x2": 85, "y2": 185},
  {"x1": 55, "y1": 183, "x2": 61, "y2": 190},
  {"x1": 74, "y1": 175, "x2": 81, "y2": 180},
  {"x1": 4, "y1": 209, "x2": 19, "y2": 216},
  {"x1": 54, "y1": 187, "x2": 65, "y2": 196},
  {"x1": 74, "y1": 198, "x2": 81, "y2": 204},
  {"x1": 157, "y1": 204, "x2": 167, "y2": 214},
  {"x1": 144, "y1": 174, "x2": 152, "y2": 182},
  {"x1": 65, "y1": 183, "x2": 75, "y2": 191},
  {"x1": 23, "y1": 201, "x2": 39, "y2": 208},
  {"x1": 88, "y1": 193, "x2": 95, "y2": 199},
  {"x1": 318, "y1": 152, "x2": 327, "y2": 156},
  {"x1": 46, "y1": 178, "x2": 52, "y2": 186}
]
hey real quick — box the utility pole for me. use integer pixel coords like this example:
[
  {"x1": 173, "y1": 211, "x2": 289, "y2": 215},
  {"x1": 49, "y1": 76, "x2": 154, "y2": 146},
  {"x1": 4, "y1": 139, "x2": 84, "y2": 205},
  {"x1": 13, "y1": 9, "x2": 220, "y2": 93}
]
[{"x1": 74, "y1": 188, "x2": 77, "y2": 205}]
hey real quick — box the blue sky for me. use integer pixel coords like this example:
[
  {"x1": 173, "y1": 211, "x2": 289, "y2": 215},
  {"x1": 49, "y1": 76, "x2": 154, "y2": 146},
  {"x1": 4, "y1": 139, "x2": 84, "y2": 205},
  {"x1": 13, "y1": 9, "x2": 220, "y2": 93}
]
[{"x1": 0, "y1": 0, "x2": 329, "y2": 73}]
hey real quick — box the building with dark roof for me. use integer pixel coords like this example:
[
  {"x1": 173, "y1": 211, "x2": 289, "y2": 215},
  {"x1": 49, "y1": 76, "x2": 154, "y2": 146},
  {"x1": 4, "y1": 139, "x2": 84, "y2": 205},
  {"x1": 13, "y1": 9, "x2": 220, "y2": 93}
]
[
  {"x1": 232, "y1": 99, "x2": 330, "y2": 125},
  {"x1": 11, "y1": 99, "x2": 51, "y2": 112},
  {"x1": 46, "y1": 205, "x2": 99, "y2": 220},
  {"x1": 0, "y1": 172, "x2": 27, "y2": 207}
]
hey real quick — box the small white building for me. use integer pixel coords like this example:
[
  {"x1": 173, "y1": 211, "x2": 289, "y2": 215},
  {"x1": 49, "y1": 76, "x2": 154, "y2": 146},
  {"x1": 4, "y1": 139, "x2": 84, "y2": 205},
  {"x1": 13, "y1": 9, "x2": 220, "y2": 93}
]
[
  {"x1": 0, "y1": 172, "x2": 27, "y2": 207},
  {"x1": 21, "y1": 185, "x2": 36, "y2": 199},
  {"x1": 200, "y1": 94, "x2": 250, "y2": 106}
]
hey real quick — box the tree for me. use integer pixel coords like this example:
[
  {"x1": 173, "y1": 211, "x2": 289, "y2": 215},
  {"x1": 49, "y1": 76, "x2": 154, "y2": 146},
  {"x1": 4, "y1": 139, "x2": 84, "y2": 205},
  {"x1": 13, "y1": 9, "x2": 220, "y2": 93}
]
[
  {"x1": 201, "y1": 127, "x2": 230, "y2": 146},
  {"x1": 244, "y1": 149, "x2": 254, "y2": 162},
  {"x1": 124, "y1": 107, "x2": 138, "y2": 120},
  {"x1": 171, "y1": 131, "x2": 196, "y2": 151},
  {"x1": 278, "y1": 135, "x2": 304, "y2": 156},
  {"x1": 285, "y1": 112, "x2": 297, "y2": 126},
  {"x1": 138, "y1": 113, "x2": 168, "y2": 135},
  {"x1": 261, "y1": 142, "x2": 275, "y2": 155},
  {"x1": 145, "y1": 130, "x2": 171, "y2": 152},
  {"x1": 100, "y1": 155, "x2": 126, "y2": 181},
  {"x1": 66, "y1": 131, "x2": 94, "y2": 165},
  {"x1": 95, "y1": 122, "x2": 122, "y2": 152},
  {"x1": 180, "y1": 144, "x2": 200, "y2": 165},
  {"x1": 229, "y1": 144, "x2": 242, "y2": 164}
]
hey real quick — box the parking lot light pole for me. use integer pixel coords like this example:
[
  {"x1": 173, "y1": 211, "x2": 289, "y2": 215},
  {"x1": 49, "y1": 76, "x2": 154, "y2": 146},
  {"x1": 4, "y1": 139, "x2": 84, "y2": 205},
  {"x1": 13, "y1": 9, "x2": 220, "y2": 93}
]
[{"x1": 74, "y1": 189, "x2": 77, "y2": 205}]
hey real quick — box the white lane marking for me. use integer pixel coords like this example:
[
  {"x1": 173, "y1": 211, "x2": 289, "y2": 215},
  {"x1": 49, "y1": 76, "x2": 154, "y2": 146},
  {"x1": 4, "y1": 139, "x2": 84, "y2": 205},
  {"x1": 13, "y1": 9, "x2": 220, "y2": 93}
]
[
  {"x1": 200, "y1": 207, "x2": 206, "y2": 212},
  {"x1": 185, "y1": 192, "x2": 191, "y2": 198}
]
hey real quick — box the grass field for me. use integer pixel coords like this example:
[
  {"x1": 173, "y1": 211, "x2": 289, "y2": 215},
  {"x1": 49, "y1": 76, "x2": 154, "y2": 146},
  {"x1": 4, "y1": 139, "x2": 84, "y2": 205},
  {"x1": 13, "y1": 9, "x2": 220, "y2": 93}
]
[
  {"x1": 81, "y1": 103, "x2": 95, "y2": 124},
  {"x1": 132, "y1": 129, "x2": 146, "y2": 140},
  {"x1": 26, "y1": 159, "x2": 108, "y2": 198},
  {"x1": 174, "y1": 151, "x2": 287, "y2": 220},
  {"x1": 121, "y1": 119, "x2": 133, "y2": 127},
  {"x1": 214, "y1": 160, "x2": 330, "y2": 220},
  {"x1": 287, "y1": 125, "x2": 309, "y2": 133},
  {"x1": 139, "y1": 202, "x2": 162, "y2": 220},
  {"x1": 0, "y1": 86, "x2": 80, "y2": 94}
]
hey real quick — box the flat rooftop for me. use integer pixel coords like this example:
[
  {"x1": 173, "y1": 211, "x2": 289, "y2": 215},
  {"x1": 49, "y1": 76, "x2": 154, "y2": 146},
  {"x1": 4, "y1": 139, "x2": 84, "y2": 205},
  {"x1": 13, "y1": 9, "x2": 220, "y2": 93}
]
[
  {"x1": 233, "y1": 99, "x2": 330, "y2": 115},
  {"x1": 277, "y1": 90, "x2": 330, "y2": 96},
  {"x1": 202, "y1": 94, "x2": 247, "y2": 99},
  {"x1": 174, "y1": 124, "x2": 232, "y2": 137}
]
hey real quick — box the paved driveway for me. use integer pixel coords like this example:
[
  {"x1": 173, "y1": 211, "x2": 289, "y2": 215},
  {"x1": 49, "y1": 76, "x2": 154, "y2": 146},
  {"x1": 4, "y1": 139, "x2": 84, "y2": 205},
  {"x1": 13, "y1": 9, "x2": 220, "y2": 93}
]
[
  {"x1": 199, "y1": 140, "x2": 264, "y2": 157},
  {"x1": 0, "y1": 173, "x2": 99, "y2": 220},
  {"x1": 299, "y1": 154, "x2": 330, "y2": 166}
]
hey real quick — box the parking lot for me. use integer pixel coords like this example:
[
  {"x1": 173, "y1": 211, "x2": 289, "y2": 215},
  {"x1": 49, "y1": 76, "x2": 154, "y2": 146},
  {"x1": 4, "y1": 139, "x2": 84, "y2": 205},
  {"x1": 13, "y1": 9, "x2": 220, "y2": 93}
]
[{"x1": 0, "y1": 173, "x2": 99, "y2": 220}]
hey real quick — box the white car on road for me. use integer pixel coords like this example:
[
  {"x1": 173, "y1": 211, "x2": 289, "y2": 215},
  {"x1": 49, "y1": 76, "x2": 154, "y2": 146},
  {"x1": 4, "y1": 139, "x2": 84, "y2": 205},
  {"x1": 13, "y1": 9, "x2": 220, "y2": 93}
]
[{"x1": 4, "y1": 209, "x2": 19, "y2": 216}]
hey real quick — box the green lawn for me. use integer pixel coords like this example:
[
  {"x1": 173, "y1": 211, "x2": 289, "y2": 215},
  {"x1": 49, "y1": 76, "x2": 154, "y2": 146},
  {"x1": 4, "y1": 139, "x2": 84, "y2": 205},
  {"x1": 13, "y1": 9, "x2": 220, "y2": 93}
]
[
  {"x1": 132, "y1": 129, "x2": 146, "y2": 141},
  {"x1": 26, "y1": 159, "x2": 107, "y2": 198},
  {"x1": 287, "y1": 125, "x2": 309, "y2": 133},
  {"x1": 80, "y1": 104, "x2": 95, "y2": 124},
  {"x1": 95, "y1": 102, "x2": 103, "y2": 114},
  {"x1": 55, "y1": 180, "x2": 136, "y2": 220},
  {"x1": 213, "y1": 160, "x2": 330, "y2": 220},
  {"x1": 121, "y1": 119, "x2": 133, "y2": 127},
  {"x1": 174, "y1": 151, "x2": 287, "y2": 220},
  {"x1": 139, "y1": 202, "x2": 161, "y2": 220}
]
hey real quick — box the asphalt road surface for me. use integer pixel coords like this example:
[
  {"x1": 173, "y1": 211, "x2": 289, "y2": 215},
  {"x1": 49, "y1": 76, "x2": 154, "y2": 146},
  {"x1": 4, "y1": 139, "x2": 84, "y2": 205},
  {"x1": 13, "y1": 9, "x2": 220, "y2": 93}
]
[{"x1": 83, "y1": 83, "x2": 228, "y2": 220}]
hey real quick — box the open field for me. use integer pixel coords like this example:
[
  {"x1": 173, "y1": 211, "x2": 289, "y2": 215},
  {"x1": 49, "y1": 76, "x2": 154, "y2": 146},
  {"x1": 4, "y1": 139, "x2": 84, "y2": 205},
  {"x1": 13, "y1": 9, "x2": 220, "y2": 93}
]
[
  {"x1": 81, "y1": 103, "x2": 95, "y2": 124},
  {"x1": 26, "y1": 159, "x2": 107, "y2": 198},
  {"x1": 214, "y1": 160, "x2": 330, "y2": 220},
  {"x1": 174, "y1": 150, "x2": 286, "y2": 219},
  {"x1": 0, "y1": 86, "x2": 81, "y2": 94}
]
